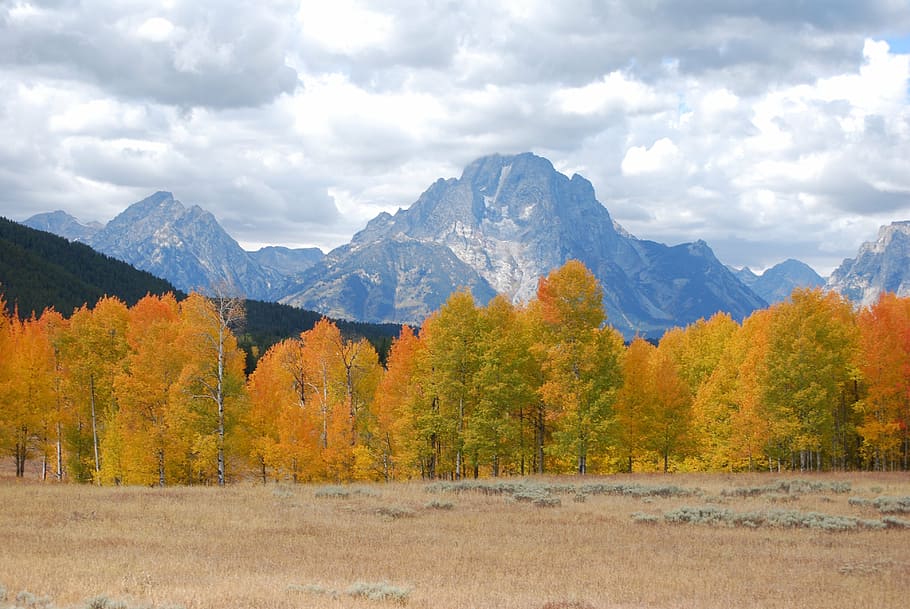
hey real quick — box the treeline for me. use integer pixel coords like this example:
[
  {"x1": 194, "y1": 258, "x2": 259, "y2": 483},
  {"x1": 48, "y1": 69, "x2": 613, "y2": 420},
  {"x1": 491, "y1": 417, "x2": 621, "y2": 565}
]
[{"x1": 2, "y1": 260, "x2": 909, "y2": 484}]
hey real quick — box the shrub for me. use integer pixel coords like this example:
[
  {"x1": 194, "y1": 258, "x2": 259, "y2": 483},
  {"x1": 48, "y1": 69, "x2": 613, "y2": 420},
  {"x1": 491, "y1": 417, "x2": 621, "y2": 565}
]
[
  {"x1": 345, "y1": 581, "x2": 411, "y2": 604},
  {"x1": 656, "y1": 505, "x2": 890, "y2": 531},
  {"x1": 375, "y1": 506, "x2": 415, "y2": 519},
  {"x1": 424, "y1": 499, "x2": 454, "y2": 510},
  {"x1": 84, "y1": 596, "x2": 127, "y2": 609},
  {"x1": 14, "y1": 591, "x2": 53, "y2": 609},
  {"x1": 533, "y1": 497, "x2": 562, "y2": 508},
  {"x1": 873, "y1": 496, "x2": 910, "y2": 514},
  {"x1": 881, "y1": 516, "x2": 910, "y2": 528},
  {"x1": 631, "y1": 512, "x2": 660, "y2": 524},
  {"x1": 314, "y1": 485, "x2": 350, "y2": 499}
]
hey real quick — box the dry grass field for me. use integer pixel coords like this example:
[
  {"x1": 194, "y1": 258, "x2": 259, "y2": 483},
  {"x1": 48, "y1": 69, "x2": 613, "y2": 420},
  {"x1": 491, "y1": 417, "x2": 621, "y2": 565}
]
[{"x1": 1, "y1": 473, "x2": 909, "y2": 609}]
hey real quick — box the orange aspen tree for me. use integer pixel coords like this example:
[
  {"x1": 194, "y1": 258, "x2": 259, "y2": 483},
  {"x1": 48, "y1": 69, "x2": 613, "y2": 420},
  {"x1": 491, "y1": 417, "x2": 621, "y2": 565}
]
[
  {"x1": 109, "y1": 293, "x2": 183, "y2": 485},
  {"x1": 855, "y1": 293, "x2": 910, "y2": 470},
  {"x1": 246, "y1": 337, "x2": 321, "y2": 481},
  {"x1": 648, "y1": 337, "x2": 695, "y2": 472},
  {"x1": 0, "y1": 305, "x2": 56, "y2": 477},
  {"x1": 371, "y1": 325, "x2": 421, "y2": 480}
]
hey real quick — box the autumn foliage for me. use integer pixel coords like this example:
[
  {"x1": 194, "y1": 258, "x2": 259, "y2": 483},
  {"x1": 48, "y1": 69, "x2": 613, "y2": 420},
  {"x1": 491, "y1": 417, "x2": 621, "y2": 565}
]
[{"x1": 3, "y1": 261, "x2": 910, "y2": 483}]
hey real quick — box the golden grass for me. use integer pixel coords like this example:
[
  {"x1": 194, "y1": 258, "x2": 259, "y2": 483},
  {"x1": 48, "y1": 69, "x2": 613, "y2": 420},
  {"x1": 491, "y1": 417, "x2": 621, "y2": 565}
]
[{"x1": 1, "y1": 473, "x2": 909, "y2": 609}]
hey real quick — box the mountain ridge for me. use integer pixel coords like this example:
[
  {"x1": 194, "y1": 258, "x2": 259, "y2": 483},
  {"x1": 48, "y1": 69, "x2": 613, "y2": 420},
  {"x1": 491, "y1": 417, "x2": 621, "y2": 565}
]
[
  {"x1": 827, "y1": 221, "x2": 910, "y2": 306},
  {"x1": 282, "y1": 152, "x2": 767, "y2": 336}
]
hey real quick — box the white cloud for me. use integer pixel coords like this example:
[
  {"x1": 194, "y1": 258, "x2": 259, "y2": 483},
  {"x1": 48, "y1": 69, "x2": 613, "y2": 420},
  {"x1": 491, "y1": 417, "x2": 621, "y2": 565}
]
[
  {"x1": 297, "y1": 0, "x2": 393, "y2": 55},
  {"x1": 2, "y1": 1, "x2": 910, "y2": 275},
  {"x1": 551, "y1": 71, "x2": 669, "y2": 116},
  {"x1": 621, "y1": 138, "x2": 683, "y2": 175},
  {"x1": 136, "y1": 17, "x2": 175, "y2": 42}
]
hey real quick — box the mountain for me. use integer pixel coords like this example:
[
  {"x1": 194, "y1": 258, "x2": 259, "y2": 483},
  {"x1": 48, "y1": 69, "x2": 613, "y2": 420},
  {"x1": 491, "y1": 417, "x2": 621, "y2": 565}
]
[
  {"x1": 0, "y1": 216, "x2": 178, "y2": 317},
  {"x1": 827, "y1": 221, "x2": 910, "y2": 307},
  {"x1": 249, "y1": 246, "x2": 323, "y2": 277},
  {"x1": 282, "y1": 152, "x2": 766, "y2": 337},
  {"x1": 733, "y1": 259, "x2": 825, "y2": 304},
  {"x1": 86, "y1": 191, "x2": 285, "y2": 300},
  {"x1": 23, "y1": 210, "x2": 103, "y2": 242}
]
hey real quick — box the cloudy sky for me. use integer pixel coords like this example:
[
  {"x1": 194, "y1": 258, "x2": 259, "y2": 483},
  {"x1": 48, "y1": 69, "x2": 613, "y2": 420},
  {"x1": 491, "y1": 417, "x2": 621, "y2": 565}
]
[{"x1": 2, "y1": 0, "x2": 909, "y2": 275}]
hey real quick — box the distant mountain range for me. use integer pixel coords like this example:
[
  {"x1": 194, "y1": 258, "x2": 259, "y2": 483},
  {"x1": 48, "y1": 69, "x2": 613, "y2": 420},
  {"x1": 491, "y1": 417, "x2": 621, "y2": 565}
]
[
  {"x1": 25, "y1": 192, "x2": 323, "y2": 301},
  {"x1": 732, "y1": 259, "x2": 825, "y2": 304},
  {"x1": 20, "y1": 152, "x2": 907, "y2": 337}
]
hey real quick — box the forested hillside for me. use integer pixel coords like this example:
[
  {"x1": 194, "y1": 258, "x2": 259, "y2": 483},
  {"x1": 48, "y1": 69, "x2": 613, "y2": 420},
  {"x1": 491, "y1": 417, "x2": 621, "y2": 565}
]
[{"x1": 0, "y1": 216, "x2": 177, "y2": 316}]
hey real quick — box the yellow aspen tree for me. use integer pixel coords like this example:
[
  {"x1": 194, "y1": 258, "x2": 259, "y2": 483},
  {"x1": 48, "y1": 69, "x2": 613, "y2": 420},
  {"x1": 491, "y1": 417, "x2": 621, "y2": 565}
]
[
  {"x1": 38, "y1": 308, "x2": 70, "y2": 481},
  {"x1": 466, "y1": 296, "x2": 541, "y2": 476},
  {"x1": 614, "y1": 337, "x2": 656, "y2": 472},
  {"x1": 173, "y1": 292, "x2": 246, "y2": 485},
  {"x1": 58, "y1": 297, "x2": 129, "y2": 483},
  {"x1": 420, "y1": 290, "x2": 482, "y2": 479},
  {"x1": 535, "y1": 261, "x2": 622, "y2": 474},
  {"x1": 761, "y1": 289, "x2": 859, "y2": 471}
]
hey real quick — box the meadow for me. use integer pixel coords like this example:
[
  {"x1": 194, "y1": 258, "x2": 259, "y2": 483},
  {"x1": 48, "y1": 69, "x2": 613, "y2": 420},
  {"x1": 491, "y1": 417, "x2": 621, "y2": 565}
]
[{"x1": 1, "y1": 473, "x2": 908, "y2": 609}]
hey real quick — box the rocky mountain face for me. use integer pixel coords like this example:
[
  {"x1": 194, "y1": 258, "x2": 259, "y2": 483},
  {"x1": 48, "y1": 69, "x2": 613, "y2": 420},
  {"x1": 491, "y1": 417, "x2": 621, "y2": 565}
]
[
  {"x1": 282, "y1": 153, "x2": 766, "y2": 337},
  {"x1": 85, "y1": 191, "x2": 285, "y2": 299},
  {"x1": 23, "y1": 210, "x2": 103, "y2": 243},
  {"x1": 733, "y1": 259, "x2": 825, "y2": 304},
  {"x1": 827, "y1": 221, "x2": 910, "y2": 307},
  {"x1": 249, "y1": 246, "x2": 323, "y2": 278}
]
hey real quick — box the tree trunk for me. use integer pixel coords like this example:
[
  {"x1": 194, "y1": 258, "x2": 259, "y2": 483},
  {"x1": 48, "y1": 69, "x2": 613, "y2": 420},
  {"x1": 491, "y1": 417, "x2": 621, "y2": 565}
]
[
  {"x1": 56, "y1": 421, "x2": 63, "y2": 481},
  {"x1": 535, "y1": 402, "x2": 545, "y2": 474},
  {"x1": 158, "y1": 449, "x2": 166, "y2": 487},
  {"x1": 90, "y1": 374, "x2": 100, "y2": 480},
  {"x1": 217, "y1": 324, "x2": 226, "y2": 487}
]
